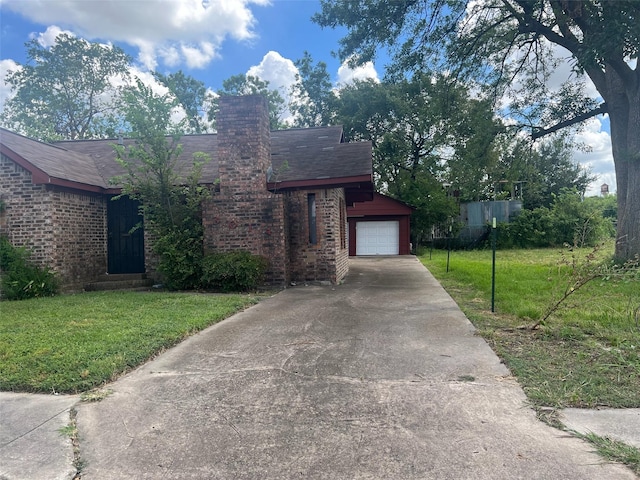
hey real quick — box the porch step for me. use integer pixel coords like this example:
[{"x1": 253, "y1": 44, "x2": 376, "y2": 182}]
[{"x1": 84, "y1": 274, "x2": 155, "y2": 292}]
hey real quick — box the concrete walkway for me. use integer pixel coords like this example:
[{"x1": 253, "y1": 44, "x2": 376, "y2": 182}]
[{"x1": 1, "y1": 257, "x2": 637, "y2": 479}]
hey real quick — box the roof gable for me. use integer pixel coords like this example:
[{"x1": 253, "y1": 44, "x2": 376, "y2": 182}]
[{"x1": 347, "y1": 192, "x2": 415, "y2": 216}]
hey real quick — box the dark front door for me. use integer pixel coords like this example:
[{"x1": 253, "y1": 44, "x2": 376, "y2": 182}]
[{"x1": 107, "y1": 196, "x2": 145, "y2": 274}]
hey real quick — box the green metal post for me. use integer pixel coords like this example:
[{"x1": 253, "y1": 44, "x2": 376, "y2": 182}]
[{"x1": 491, "y1": 217, "x2": 496, "y2": 313}]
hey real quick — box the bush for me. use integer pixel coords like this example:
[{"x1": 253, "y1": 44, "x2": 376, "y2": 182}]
[
  {"x1": 497, "y1": 189, "x2": 615, "y2": 249},
  {"x1": 153, "y1": 228, "x2": 204, "y2": 291},
  {"x1": 201, "y1": 251, "x2": 269, "y2": 292},
  {"x1": 0, "y1": 236, "x2": 58, "y2": 300}
]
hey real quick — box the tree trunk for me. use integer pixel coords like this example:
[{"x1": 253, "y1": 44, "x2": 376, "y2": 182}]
[{"x1": 605, "y1": 71, "x2": 640, "y2": 262}]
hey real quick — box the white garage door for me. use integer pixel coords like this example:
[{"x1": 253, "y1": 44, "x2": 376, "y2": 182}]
[{"x1": 356, "y1": 221, "x2": 399, "y2": 255}]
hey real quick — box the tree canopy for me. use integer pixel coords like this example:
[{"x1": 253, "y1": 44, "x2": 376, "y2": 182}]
[
  {"x1": 1, "y1": 34, "x2": 131, "y2": 141},
  {"x1": 213, "y1": 74, "x2": 287, "y2": 130},
  {"x1": 315, "y1": 0, "x2": 640, "y2": 260},
  {"x1": 153, "y1": 70, "x2": 213, "y2": 134}
]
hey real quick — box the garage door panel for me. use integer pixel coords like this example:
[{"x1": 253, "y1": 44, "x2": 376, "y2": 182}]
[{"x1": 356, "y1": 221, "x2": 399, "y2": 255}]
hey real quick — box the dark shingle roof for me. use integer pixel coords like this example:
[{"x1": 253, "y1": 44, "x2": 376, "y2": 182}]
[
  {"x1": 270, "y1": 126, "x2": 372, "y2": 183},
  {"x1": 55, "y1": 135, "x2": 219, "y2": 186},
  {"x1": 1, "y1": 125, "x2": 372, "y2": 192},
  {"x1": 0, "y1": 128, "x2": 107, "y2": 189}
]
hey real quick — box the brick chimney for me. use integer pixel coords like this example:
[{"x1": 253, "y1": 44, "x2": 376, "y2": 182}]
[
  {"x1": 202, "y1": 95, "x2": 288, "y2": 285},
  {"x1": 217, "y1": 95, "x2": 271, "y2": 195}
]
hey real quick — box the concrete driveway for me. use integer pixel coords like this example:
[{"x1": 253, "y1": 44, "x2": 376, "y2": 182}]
[{"x1": 71, "y1": 256, "x2": 634, "y2": 479}]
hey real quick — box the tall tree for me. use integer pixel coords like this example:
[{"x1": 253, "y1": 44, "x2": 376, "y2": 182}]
[
  {"x1": 290, "y1": 52, "x2": 338, "y2": 127},
  {"x1": 212, "y1": 74, "x2": 287, "y2": 130},
  {"x1": 496, "y1": 136, "x2": 595, "y2": 209},
  {"x1": 336, "y1": 74, "x2": 493, "y2": 241},
  {"x1": 1, "y1": 33, "x2": 131, "y2": 141},
  {"x1": 153, "y1": 70, "x2": 213, "y2": 134},
  {"x1": 315, "y1": 0, "x2": 640, "y2": 261}
]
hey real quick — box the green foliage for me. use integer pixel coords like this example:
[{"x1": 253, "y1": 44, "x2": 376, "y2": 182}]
[
  {"x1": 335, "y1": 73, "x2": 499, "y2": 241},
  {"x1": 202, "y1": 251, "x2": 269, "y2": 292},
  {"x1": 290, "y1": 52, "x2": 338, "y2": 128},
  {"x1": 114, "y1": 78, "x2": 211, "y2": 290},
  {"x1": 153, "y1": 229, "x2": 204, "y2": 290},
  {"x1": 1, "y1": 33, "x2": 131, "y2": 141},
  {"x1": 315, "y1": 0, "x2": 640, "y2": 262},
  {"x1": 498, "y1": 189, "x2": 615, "y2": 248},
  {"x1": 0, "y1": 236, "x2": 58, "y2": 301},
  {"x1": 153, "y1": 70, "x2": 213, "y2": 134},
  {"x1": 496, "y1": 136, "x2": 595, "y2": 209},
  {"x1": 213, "y1": 74, "x2": 287, "y2": 130}
]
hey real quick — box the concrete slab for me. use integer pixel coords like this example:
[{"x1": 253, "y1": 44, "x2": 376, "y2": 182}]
[
  {"x1": 560, "y1": 408, "x2": 640, "y2": 449},
  {"x1": 0, "y1": 392, "x2": 78, "y2": 480},
  {"x1": 74, "y1": 257, "x2": 636, "y2": 479}
]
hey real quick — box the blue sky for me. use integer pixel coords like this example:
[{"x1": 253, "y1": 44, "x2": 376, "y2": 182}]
[
  {"x1": 0, "y1": 0, "x2": 379, "y2": 93},
  {"x1": 0, "y1": 0, "x2": 615, "y2": 195}
]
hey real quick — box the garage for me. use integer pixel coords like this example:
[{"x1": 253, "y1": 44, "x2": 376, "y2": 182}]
[
  {"x1": 347, "y1": 193, "x2": 414, "y2": 256},
  {"x1": 355, "y1": 221, "x2": 399, "y2": 255}
]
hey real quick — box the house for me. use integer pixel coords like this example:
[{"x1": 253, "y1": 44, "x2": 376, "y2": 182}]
[
  {"x1": 0, "y1": 95, "x2": 374, "y2": 290},
  {"x1": 347, "y1": 192, "x2": 414, "y2": 255}
]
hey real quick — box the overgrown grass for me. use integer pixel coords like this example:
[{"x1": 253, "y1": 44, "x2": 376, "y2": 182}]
[
  {"x1": 0, "y1": 291, "x2": 260, "y2": 393},
  {"x1": 420, "y1": 244, "x2": 640, "y2": 409}
]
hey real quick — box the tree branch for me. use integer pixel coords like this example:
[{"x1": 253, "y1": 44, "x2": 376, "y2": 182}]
[{"x1": 531, "y1": 102, "x2": 608, "y2": 139}]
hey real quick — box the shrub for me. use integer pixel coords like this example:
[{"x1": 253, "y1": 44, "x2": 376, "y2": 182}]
[
  {"x1": 153, "y1": 228, "x2": 204, "y2": 291},
  {"x1": 201, "y1": 251, "x2": 269, "y2": 292},
  {"x1": 0, "y1": 236, "x2": 58, "y2": 300},
  {"x1": 497, "y1": 189, "x2": 615, "y2": 249}
]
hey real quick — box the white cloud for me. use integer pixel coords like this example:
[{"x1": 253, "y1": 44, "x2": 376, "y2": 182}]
[
  {"x1": 2, "y1": 0, "x2": 268, "y2": 70},
  {"x1": 0, "y1": 59, "x2": 20, "y2": 111},
  {"x1": 181, "y1": 41, "x2": 216, "y2": 69},
  {"x1": 246, "y1": 51, "x2": 299, "y2": 123},
  {"x1": 336, "y1": 59, "x2": 379, "y2": 86},
  {"x1": 247, "y1": 51, "x2": 298, "y2": 96},
  {"x1": 31, "y1": 25, "x2": 75, "y2": 47}
]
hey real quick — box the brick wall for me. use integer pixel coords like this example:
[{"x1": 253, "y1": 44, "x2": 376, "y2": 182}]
[
  {"x1": 1, "y1": 154, "x2": 107, "y2": 290},
  {"x1": 203, "y1": 95, "x2": 288, "y2": 285},
  {"x1": 286, "y1": 187, "x2": 349, "y2": 284}
]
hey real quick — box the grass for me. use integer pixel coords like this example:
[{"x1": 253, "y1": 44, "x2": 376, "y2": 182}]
[
  {"x1": 581, "y1": 433, "x2": 640, "y2": 476},
  {"x1": 0, "y1": 291, "x2": 260, "y2": 393},
  {"x1": 419, "y1": 244, "x2": 640, "y2": 409}
]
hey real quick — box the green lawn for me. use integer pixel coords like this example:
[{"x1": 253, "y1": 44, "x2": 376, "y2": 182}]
[
  {"x1": 0, "y1": 291, "x2": 260, "y2": 393},
  {"x1": 420, "y1": 244, "x2": 640, "y2": 409}
]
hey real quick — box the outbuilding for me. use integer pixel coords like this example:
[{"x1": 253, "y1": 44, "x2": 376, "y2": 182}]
[{"x1": 347, "y1": 192, "x2": 414, "y2": 256}]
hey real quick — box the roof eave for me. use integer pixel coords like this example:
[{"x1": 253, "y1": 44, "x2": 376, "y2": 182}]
[
  {"x1": 268, "y1": 174, "x2": 372, "y2": 191},
  {"x1": 1, "y1": 144, "x2": 113, "y2": 194}
]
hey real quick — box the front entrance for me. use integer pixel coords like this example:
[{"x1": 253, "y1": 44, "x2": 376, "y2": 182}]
[{"x1": 107, "y1": 196, "x2": 145, "y2": 274}]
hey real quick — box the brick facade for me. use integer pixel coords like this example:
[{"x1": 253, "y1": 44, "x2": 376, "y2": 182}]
[
  {"x1": 285, "y1": 188, "x2": 349, "y2": 284},
  {"x1": 1, "y1": 154, "x2": 107, "y2": 290},
  {"x1": 1, "y1": 95, "x2": 370, "y2": 290},
  {"x1": 202, "y1": 95, "x2": 288, "y2": 285}
]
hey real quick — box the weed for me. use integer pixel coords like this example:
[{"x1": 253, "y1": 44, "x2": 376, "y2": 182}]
[
  {"x1": 420, "y1": 245, "x2": 640, "y2": 408},
  {"x1": 579, "y1": 433, "x2": 640, "y2": 475},
  {"x1": 80, "y1": 388, "x2": 113, "y2": 403}
]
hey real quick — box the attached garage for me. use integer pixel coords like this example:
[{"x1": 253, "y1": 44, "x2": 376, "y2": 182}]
[{"x1": 347, "y1": 193, "x2": 414, "y2": 256}]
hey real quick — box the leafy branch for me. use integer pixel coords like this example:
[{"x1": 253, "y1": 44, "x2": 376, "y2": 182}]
[{"x1": 533, "y1": 243, "x2": 640, "y2": 329}]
